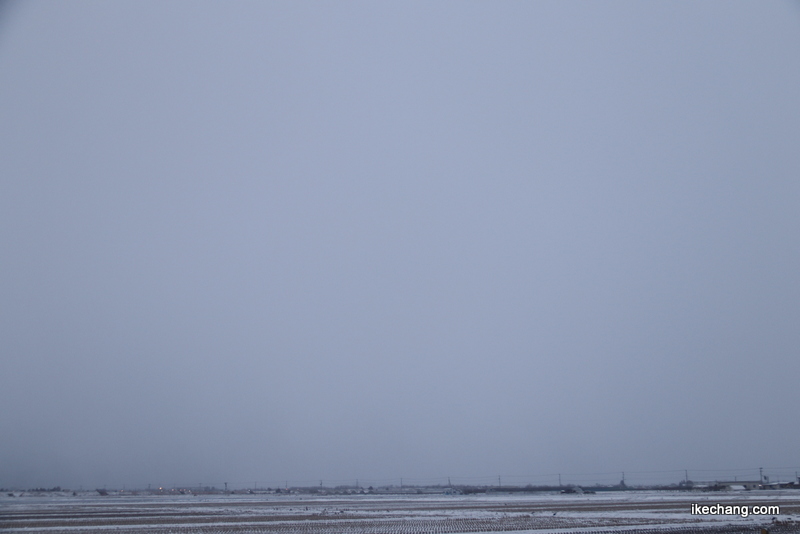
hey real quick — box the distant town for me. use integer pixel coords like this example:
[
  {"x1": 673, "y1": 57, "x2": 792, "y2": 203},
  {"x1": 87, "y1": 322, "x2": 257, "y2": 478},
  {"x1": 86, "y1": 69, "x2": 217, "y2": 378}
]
[{"x1": 6, "y1": 475, "x2": 800, "y2": 498}]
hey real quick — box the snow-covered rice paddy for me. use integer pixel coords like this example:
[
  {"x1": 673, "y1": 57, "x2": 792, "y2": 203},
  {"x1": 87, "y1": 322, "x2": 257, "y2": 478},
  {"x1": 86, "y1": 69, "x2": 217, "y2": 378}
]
[{"x1": 2, "y1": 490, "x2": 798, "y2": 533}]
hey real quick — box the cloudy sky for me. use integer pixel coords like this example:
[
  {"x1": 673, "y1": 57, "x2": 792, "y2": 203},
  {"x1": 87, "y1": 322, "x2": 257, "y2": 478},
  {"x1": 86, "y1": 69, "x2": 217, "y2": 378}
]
[{"x1": 1, "y1": 1, "x2": 799, "y2": 490}]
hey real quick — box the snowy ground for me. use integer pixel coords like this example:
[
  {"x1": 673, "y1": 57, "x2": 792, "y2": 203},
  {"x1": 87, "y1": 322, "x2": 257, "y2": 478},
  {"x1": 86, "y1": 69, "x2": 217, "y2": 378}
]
[{"x1": 1, "y1": 490, "x2": 798, "y2": 533}]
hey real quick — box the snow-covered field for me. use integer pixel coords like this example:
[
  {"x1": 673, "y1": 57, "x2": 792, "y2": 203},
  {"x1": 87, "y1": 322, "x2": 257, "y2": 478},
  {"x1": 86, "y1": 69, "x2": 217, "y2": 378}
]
[{"x1": 1, "y1": 490, "x2": 798, "y2": 533}]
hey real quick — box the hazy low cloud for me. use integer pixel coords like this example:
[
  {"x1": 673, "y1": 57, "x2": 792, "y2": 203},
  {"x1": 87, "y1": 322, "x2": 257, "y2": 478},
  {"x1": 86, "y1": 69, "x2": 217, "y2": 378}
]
[{"x1": 1, "y1": 1, "x2": 799, "y2": 490}]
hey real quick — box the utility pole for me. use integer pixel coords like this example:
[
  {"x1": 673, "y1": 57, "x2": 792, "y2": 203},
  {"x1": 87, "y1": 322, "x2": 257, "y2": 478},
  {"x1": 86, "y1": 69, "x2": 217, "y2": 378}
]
[
  {"x1": 498, "y1": 476, "x2": 501, "y2": 487},
  {"x1": 558, "y1": 474, "x2": 561, "y2": 486},
  {"x1": 760, "y1": 467, "x2": 763, "y2": 484},
  {"x1": 448, "y1": 477, "x2": 451, "y2": 487},
  {"x1": 224, "y1": 482, "x2": 228, "y2": 492}
]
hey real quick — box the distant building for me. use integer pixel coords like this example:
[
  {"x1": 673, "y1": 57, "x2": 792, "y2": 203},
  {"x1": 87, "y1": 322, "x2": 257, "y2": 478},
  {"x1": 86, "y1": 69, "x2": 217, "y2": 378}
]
[{"x1": 695, "y1": 481, "x2": 762, "y2": 490}]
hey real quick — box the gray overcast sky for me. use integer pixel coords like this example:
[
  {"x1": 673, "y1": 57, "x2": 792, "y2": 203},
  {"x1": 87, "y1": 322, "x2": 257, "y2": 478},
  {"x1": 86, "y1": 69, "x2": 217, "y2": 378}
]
[{"x1": 1, "y1": 1, "x2": 799, "y2": 490}]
